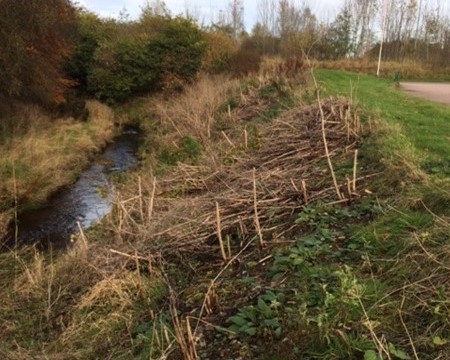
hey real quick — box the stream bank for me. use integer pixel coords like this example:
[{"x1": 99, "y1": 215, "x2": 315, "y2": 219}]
[{"x1": 3, "y1": 127, "x2": 141, "y2": 250}]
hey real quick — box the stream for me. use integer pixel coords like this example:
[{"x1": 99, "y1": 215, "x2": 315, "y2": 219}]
[{"x1": 4, "y1": 127, "x2": 140, "y2": 249}]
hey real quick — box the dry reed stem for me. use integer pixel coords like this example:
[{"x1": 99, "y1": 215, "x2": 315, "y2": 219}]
[
  {"x1": 186, "y1": 317, "x2": 198, "y2": 360},
  {"x1": 194, "y1": 236, "x2": 257, "y2": 336},
  {"x1": 311, "y1": 69, "x2": 343, "y2": 200},
  {"x1": 12, "y1": 161, "x2": 18, "y2": 247},
  {"x1": 346, "y1": 177, "x2": 352, "y2": 198},
  {"x1": 215, "y1": 202, "x2": 227, "y2": 261},
  {"x1": 148, "y1": 177, "x2": 157, "y2": 222},
  {"x1": 253, "y1": 168, "x2": 264, "y2": 247},
  {"x1": 170, "y1": 291, "x2": 198, "y2": 360},
  {"x1": 117, "y1": 99, "x2": 362, "y2": 258},
  {"x1": 109, "y1": 248, "x2": 150, "y2": 262},
  {"x1": 302, "y1": 179, "x2": 308, "y2": 203},
  {"x1": 353, "y1": 149, "x2": 359, "y2": 192},
  {"x1": 76, "y1": 221, "x2": 88, "y2": 249},
  {"x1": 138, "y1": 176, "x2": 143, "y2": 221},
  {"x1": 221, "y1": 131, "x2": 235, "y2": 147},
  {"x1": 244, "y1": 128, "x2": 248, "y2": 149}
]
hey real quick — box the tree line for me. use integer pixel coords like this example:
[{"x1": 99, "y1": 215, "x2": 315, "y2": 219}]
[
  {"x1": 0, "y1": 0, "x2": 448, "y2": 107},
  {"x1": 247, "y1": 0, "x2": 449, "y2": 64}
]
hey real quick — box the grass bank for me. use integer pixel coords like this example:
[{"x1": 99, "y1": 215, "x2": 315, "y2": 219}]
[
  {"x1": 315, "y1": 69, "x2": 450, "y2": 176},
  {"x1": 319, "y1": 59, "x2": 450, "y2": 82},
  {"x1": 0, "y1": 64, "x2": 449, "y2": 359},
  {"x1": 0, "y1": 101, "x2": 116, "y2": 240}
]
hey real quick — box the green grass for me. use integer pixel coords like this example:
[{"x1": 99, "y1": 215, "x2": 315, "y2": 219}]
[{"x1": 315, "y1": 69, "x2": 450, "y2": 173}]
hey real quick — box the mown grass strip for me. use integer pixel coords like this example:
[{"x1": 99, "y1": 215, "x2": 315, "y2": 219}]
[{"x1": 315, "y1": 69, "x2": 450, "y2": 172}]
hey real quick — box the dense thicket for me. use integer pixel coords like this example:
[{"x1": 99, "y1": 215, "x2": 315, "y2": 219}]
[
  {"x1": 0, "y1": 0, "x2": 76, "y2": 103},
  {"x1": 79, "y1": 16, "x2": 206, "y2": 103}
]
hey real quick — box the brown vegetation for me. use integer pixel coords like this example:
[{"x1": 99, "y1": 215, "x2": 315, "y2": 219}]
[
  {"x1": 125, "y1": 99, "x2": 362, "y2": 257},
  {"x1": 318, "y1": 58, "x2": 450, "y2": 80},
  {"x1": 0, "y1": 101, "x2": 116, "y2": 234}
]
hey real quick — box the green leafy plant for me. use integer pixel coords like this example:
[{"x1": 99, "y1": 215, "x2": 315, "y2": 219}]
[{"x1": 228, "y1": 290, "x2": 284, "y2": 338}]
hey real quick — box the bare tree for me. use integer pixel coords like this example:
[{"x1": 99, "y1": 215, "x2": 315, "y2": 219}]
[
  {"x1": 229, "y1": 0, "x2": 245, "y2": 40},
  {"x1": 140, "y1": 0, "x2": 170, "y2": 18}
]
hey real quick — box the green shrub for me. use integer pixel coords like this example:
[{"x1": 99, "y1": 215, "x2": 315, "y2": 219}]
[
  {"x1": 153, "y1": 18, "x2": 204, "y2": 77},
  {"x1": 86, "y1": 16, "x2": 206, "y2": 103}
]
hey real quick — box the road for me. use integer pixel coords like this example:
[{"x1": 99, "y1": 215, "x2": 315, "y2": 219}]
[{"x1": 400, "y1": 82, "x2": 450, "y2": 105}]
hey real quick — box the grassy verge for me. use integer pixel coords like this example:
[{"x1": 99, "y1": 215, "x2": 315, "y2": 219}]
[
  {"x1": 0, "y1": 65, "x2": 449, "y2": 359},
  {"x1": 315, "y1": 68, "x2": 450, "y2": 176},
  {"x1": 0, "y1": 101, "x2": 116, "y2": 237},
  {"x1": 318, "y1": 59, "x2": 450, "y2": 82}
]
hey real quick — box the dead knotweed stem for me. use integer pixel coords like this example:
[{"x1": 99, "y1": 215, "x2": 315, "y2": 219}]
[
  {"x1": 215, "y1": 202, "x2": 227, "y2": 261},
  {"x1": 310, "y1": 69, "x2": 344, "y2": 200},
  {"x1": 353, "y1": 149, "x2": 358, "y2": 192},
  {"x1": 253, "y1": 168, "x2": 264, "y2": 247}
]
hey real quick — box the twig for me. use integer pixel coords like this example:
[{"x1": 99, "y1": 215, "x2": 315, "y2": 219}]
[{"x1": 257, "y1": 254, "x2": 273, "y2": 265}]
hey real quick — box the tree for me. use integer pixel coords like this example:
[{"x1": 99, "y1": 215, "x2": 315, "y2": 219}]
[
  {"x1": 276, "y1": 1, "x2": 319, "y2": 57},
  {"x1": 327, "y1": 5, "x2": 354, "y2": 58},
  {"x1": 87, "y1": 17, "x2": 206, "y2": 102},
  {"x1": 256, "y1": 0, "x2": 278, "y2": 53},
  {"x1": 228, "y1": 0, "x2": 245, "y2": 40},
  {"x1": 0, "y1": 0, "x2": 76, "y2": 103},
  {"x1": 140, "y1": 0, "x2": 170, "y2": 18}
]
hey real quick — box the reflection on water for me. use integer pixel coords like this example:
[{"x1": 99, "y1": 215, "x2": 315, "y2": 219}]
[{"x1": 4, "y1": 128, "x2": 140, "y2": 249}]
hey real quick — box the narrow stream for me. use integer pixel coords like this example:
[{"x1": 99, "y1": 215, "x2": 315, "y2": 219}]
[{"x1": 4, "y1": 127, "x2": 140, "y2": 249}]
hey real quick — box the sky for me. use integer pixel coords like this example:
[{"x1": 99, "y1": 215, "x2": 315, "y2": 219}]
[{"x1": 77, "y1": 0, "x2": 345, "y2": 30}]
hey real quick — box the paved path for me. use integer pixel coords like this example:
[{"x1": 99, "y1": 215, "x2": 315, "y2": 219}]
[{"x1": 401, "y1": 82, "x2": 450, "y2": 105}]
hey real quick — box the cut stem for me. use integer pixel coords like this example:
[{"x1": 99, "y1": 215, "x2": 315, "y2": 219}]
[
  {"x1": 215, "y1": 202, "x2": 227, "y2": 261},
  {"x1": 353, "y1": 149, "x2": 358, "y2": 192},
  {"x1": 253, "y1": 168, "x2": 264, "y2": 246}
]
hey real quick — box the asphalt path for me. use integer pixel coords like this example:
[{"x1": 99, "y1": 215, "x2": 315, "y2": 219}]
[{"x1": 401, "y1": 82, "x2": 450, "y2": 105}]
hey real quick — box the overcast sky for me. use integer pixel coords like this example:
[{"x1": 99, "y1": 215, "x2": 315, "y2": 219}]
[{"x1": 78, "y1": 0, "x2": 345, "y2": 29}]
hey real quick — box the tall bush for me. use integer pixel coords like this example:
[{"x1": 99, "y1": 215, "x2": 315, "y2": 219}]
[
  {"x1": 0, "y1": 0, "x2": 76, "y2": 104},
  {"x1": 86, "y1": 17, "x2": 205, "y2": 103}
]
